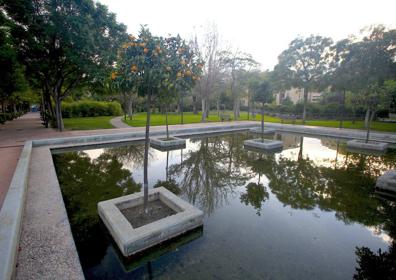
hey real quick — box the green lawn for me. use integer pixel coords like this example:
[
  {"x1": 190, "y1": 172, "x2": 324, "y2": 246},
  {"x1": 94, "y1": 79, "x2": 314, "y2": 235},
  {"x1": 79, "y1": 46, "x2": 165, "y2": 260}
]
[
  {"x1": 124, "y1": 111, "x2": 396, "y2": 133},
  {"x1": 63, "y1": 116, "x2": 114, "y2": 130},
  {"x1": 62, "y1": 112, "x2": 396, "y2": 133}
]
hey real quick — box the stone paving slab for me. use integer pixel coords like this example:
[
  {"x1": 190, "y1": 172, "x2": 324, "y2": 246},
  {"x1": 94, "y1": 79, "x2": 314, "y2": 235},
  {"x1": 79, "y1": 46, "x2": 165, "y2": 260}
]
[{"x1": 15, "y1": 147, "x2": 84, "y2": 280}]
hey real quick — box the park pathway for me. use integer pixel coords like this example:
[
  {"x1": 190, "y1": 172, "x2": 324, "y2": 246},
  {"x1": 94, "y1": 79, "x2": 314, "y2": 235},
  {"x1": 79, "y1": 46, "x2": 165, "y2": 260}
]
[{"x1": 110, "y1": 116, "x2": 130, "y2": 128}]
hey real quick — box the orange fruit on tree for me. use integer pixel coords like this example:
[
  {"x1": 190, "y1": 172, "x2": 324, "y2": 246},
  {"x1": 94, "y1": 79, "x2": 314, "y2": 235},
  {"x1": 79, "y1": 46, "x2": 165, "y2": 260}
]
[
  {"x1": 143, "y1": 48, "x2": 149, "y2": 54},
  {"x1": 185, "y1": 70, "x2": 192, "y2": 76},
  {"x1": 131, "y1": 65, "x2": 138, "y2": 72}
]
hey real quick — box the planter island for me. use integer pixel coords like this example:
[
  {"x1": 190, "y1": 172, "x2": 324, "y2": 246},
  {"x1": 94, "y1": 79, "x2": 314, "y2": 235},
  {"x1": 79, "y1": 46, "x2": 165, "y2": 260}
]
[
  {"x1": 244, "y1": 138, "x2": 283, "y2": 152},
  {"x1": 150, "y1": 136, "x2": 186, "y2": 151},
  {"x1": 98, "y1": 187, "x2": 203, "y2": 257}
]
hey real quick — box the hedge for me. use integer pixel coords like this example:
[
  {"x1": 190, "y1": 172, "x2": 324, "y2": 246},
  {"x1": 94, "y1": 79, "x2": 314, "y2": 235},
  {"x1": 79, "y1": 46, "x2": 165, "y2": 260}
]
[
  {"x1": 62, "y1": 101, "x2": 122, "y2": 118},
  {"x1": 0, "y1": 112, "x2": 24, "y2": 124}
]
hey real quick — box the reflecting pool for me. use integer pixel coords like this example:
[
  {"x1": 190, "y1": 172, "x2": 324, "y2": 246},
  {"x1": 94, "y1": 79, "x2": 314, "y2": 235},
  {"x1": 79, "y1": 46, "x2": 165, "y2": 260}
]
[{"x1": 53, "y1": 132, "x2": 396, "y2": 279}]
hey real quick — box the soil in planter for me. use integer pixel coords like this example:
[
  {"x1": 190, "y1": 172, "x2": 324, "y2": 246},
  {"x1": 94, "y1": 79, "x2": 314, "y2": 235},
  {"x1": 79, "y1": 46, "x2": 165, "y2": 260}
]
[{"x1": 120, "y1": 200, "x2": 177, "y2": 228}]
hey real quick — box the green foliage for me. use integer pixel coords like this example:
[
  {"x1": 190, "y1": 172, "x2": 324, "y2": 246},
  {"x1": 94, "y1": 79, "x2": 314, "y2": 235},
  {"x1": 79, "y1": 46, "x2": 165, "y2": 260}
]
[
  {"x1": 254, "y1": 81, "x2": 273, "y2": 104},
  {"x1": 153, "y1": 179, "x2": 181, "y2": 195},
  {"x1": 61, "y1": 101, "x2": 122, "y2": 118},
  {"x1": 53, "y1": 151, "x2": 140, "y2": 264},
  {"x1": 240, "y1": 182, "x2": 269, "y2": 216}
]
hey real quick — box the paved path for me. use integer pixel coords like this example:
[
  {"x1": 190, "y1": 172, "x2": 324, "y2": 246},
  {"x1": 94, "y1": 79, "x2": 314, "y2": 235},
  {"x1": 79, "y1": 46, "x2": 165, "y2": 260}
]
[{"x1": 110, "y1": 116, "x2": 130, "y2": 128}]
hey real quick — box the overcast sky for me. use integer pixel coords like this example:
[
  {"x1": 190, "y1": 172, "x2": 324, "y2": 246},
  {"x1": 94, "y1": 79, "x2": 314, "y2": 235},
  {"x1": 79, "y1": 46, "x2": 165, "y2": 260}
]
[{"x1": 97, "y1": 0, "x2": 395, "y2": 70}]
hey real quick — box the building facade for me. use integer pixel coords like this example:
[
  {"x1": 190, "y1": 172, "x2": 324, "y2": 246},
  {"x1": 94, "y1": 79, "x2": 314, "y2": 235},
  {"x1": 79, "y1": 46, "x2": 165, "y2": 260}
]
[{"x1": 275, "y1": 88, "x2": 322, "y2": 105}]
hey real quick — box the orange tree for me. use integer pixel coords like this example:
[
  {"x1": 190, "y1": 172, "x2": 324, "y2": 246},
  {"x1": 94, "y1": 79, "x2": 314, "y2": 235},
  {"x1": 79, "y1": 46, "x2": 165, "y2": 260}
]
[
  {"x1": 158, "y1": 35, "x2": 203, "y2": 138},
  {"x1": 112, "y1": 27, "x2": 202, "y2": 211}
]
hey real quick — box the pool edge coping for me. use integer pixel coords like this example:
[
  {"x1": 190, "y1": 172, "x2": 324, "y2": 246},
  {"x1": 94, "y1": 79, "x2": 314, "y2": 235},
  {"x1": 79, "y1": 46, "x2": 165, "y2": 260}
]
[{"x1": 1, "y1": 121, "x2": 396, "y2": 279}]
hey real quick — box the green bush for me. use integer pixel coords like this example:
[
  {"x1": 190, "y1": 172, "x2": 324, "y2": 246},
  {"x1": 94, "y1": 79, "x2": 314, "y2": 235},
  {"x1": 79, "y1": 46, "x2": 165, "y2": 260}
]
[{"x1": 61, "y1": 101, "x2": 122, "y2": 118}]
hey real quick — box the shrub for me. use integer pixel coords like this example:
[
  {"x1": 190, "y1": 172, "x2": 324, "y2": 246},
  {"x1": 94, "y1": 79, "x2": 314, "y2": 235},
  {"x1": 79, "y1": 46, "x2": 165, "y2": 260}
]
[{"x1": 61, "y1": 101, "x2": 123, "y2": 118}]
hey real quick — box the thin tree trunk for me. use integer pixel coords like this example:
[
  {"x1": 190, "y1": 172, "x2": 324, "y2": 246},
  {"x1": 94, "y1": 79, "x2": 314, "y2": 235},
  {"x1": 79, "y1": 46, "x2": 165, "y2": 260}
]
[
  {"x1": 298, "y1": 137, "x2": 304, "y2": 160},
  {"x1": 127, "y1": 95, "x2": 133, "y2": 120},
  {"x1": 364, "y1": 108, "x2": 370, "y2": 129},
  {"x1": 193, "y1": 95, "x2": 198, "y2": 115},
  {"x1": 302, "y1": 87, "x2": 308, "y2": 124},
  {"x1": 261, "y1": 102, "x2": 264, "y2": 142},
  {"x1": 201, "y1": 98, "x2": 206, "y2": 122},
  {"x1": 339, "y1": 90, "x2": 345, "y2": 129},
  {"x1": 365, "y1": 109, "x2": 375, "y2": 143},
  {"x1": 143, "y1": 90, "x2": 152, "y2": 213},
  {"x1": 216, "y1": 99, "x2": 220, "y2": 117},
  {"x1": 179, "y1": 98, "x2": 184, "y2": 125},
  {"x1": 165, "y1": 104, "x2": 169, "y2": 139},
  {"x1": 166, "y1": 151, "x2": 169, "y2": 181},
  {"x1": 247, "y1": 90, "x2": 251, "y2": 120}
]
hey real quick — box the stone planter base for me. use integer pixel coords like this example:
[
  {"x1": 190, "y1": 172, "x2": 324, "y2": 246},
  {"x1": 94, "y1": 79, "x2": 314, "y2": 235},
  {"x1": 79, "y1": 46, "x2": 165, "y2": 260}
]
[
  {"x1": 116, "y1": 227, "x2": 203, "y2": 272},
  {"x1": 249, "y1": 128, "x2": 276, "y2": 135},
  {"x1": 150, "y1": 137, "x2": 186, "y2": 151},
  {"x1": 98, "y1": 187, "x2": 203, "y2": 257},
  {"x1": 244, "y1": 138, "x2": 283, "y2": 151},
  {"x1": 346, "y1": 139, "x2": 388, "y2": 152},
  {"x1": 375, "y1": 170, "x2": 396, "y2": 194}
]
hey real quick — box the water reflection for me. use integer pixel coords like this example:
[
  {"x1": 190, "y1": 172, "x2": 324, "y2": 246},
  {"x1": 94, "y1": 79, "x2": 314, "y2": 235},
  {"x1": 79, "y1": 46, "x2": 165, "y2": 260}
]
[
  {"x1": 53, "y1": 152, "x2": 141, "y2": 266},
  {"x1": 53, "y1": 132, "x2": 396, "y2": 279},
  {"x1": 169, "y1": 134, "x2": 252, "y2": 215}
]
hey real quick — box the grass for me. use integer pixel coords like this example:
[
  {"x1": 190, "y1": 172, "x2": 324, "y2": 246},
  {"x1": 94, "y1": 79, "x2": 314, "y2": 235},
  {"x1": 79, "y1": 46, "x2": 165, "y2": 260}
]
[
  {"x1": 63, "y1": 116, "x2": 114, "y2": 130},
  {"x1": 124, "y1": 111, "x2": 396, "y2": 133},
  {"x1": 62, "y1": 112, "x2": 396, "y2": 133}
]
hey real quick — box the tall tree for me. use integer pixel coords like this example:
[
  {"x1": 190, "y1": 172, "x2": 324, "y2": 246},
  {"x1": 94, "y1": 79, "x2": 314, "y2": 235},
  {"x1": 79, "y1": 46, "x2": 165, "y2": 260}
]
[
  {"x1": 275, "y1": 35, "x2": 333, "y2": 124},
  {"x1": 114, "y1": 27, "x2": 201, "y2": 212},
  {"x1": 254, "y1": 80, "x2": 273, "y2": 141},
  {"x1": 336, "y1": 26, "x2": 396, "y2": 142},
  {"x1": 2, "y1": 0, "x2": 128, "y2": 130},
  {"x1": 220, "y1": 50, "x2": 258, "y2": 120}
]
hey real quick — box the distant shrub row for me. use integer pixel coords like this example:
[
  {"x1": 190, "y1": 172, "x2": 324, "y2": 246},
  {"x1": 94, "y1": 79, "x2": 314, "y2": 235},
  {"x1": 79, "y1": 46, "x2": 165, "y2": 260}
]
[
  {"x1": 0, "y1": 112, "x2": 24, "y2": 124},
  {"x1": 62, "y1": 101, "x2": 122, "y2": 118}
]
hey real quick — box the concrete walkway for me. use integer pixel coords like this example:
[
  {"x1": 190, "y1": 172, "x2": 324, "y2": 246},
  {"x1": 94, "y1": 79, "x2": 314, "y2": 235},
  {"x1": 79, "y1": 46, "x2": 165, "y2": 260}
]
[{"x1": 110, "y1": 116, "x2": 130, "y2": 128}]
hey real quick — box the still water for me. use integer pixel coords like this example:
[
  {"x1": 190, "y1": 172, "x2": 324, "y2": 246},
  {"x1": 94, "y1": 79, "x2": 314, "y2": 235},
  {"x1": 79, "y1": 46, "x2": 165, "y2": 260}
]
[{"x1": 53, "y1": 132, "x2": 396, "y2": 279}]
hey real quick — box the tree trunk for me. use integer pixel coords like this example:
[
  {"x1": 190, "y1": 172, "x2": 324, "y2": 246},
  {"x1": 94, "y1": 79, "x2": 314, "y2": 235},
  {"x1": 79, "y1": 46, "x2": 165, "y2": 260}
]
[
  {"x1": 201, "y1": 98, "x2": 206, "y2": 122},
  {"x1": 364, "y1": 108, "x2": 370, "y2": 129},
  {"x1": 339, "y1": 90, "x2": 345, "y2": 129},
  {"x1": 143, "y1": 90, "x2": 152, "y2": 213},
  {"x1": 55, "y1": 97, "x2": 64, "y2": 132},
  {"x1": 261, "y1": 102, "x2": 265, "y2": 142},
  {"x1": 127, "y1": 95, "x2": 133, "y2": 120},
  {"x1": 165, "y1": 104, "x2": 169, "y2": 139},
  {"x1": 179, "y1": 98, "x2": 184, "y2": 125},
  {"x1": 247, "y1": 90, "x2": 251, "y2": 120},
  {"x1": 365, "y1": 109, "x2": 375, "y2": 143},
  {"x1": 302, "y1": 87, "x2": 308, "y2": 124},
  {"x1": 216, "y1": 99, "x2": 220, "y2": 117},
  {"x1": 193, "y1": 95, "x2": 198, "y2": 115},
  {"x1": 298, "y1": 137, "x2": 304, "y2": 160}
]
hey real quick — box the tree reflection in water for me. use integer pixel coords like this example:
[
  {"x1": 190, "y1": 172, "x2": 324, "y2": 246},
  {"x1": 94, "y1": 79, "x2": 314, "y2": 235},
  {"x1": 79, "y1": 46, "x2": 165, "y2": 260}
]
[
  {"x1": 240, "y1": 182, "x2": 269, "y2": 216},
  {"x1": 169, "y1": 134, "x2": 252, "y2": 215},
  {"x1": 53, "y1": 151, "x2": 141, "y2": 266}
]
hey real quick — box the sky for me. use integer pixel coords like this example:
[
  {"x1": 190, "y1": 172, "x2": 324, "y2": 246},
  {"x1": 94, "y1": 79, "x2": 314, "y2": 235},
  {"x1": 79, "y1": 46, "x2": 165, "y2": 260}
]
[{"x1": 97, "y1": 0, "x2": 395, "y2": 70}]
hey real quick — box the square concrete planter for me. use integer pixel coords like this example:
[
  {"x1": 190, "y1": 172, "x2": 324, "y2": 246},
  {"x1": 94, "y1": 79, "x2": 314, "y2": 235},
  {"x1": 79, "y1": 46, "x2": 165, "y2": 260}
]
[
  {"x1": 244, "y1": 138, "x2": 283, "y2": 151},
  {"x1": 98, "y1": 187, "x2": 203, "y2": 257},
  {"x1": 116, "y1": 227, "x2": 203, "y2": 272},
  {"x1": 346, "y1": 139, "x2": 388, "y2": 152},
  {"x1": 150, "y1": 136, "x2": 186, "y2": 151},
  {"x1": 375, "y1": 170, "x2": 396, "y2": 194},
  {"x1": 249, "y1": 128, "x2": 276, "y2": 135}
]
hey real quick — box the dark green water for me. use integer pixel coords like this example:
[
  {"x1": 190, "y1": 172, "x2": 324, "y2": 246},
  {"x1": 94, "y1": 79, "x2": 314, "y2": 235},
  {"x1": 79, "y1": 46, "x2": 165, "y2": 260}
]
[{"x1": 53, "y1": 132, "x2": 396, "y2": 280}]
